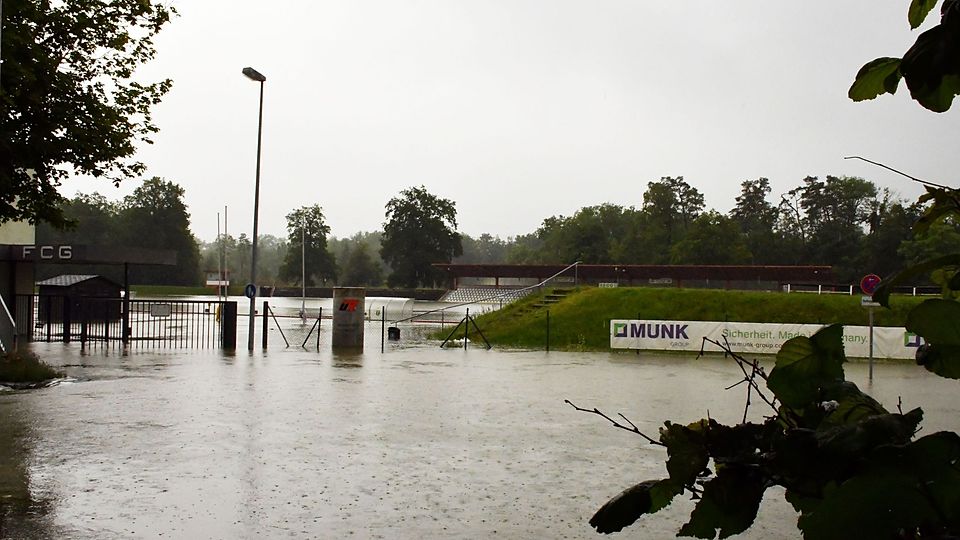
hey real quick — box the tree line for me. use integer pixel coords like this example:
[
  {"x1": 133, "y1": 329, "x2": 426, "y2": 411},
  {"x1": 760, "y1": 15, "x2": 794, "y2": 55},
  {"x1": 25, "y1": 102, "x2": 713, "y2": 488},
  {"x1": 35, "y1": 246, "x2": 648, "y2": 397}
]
[
  {"x1": 36, "y1": 174, "x2": 958, "y2": 288},
  {"x1": 461, "y1": 175, "x2": 956, "y2": 283}
]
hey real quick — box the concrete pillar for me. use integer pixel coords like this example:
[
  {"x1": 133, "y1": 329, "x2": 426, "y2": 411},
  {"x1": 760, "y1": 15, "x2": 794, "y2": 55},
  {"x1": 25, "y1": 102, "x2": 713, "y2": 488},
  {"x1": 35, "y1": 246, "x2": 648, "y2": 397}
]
[{"x1": 332, "y1": 287, "x2": 365, "y2": 349}]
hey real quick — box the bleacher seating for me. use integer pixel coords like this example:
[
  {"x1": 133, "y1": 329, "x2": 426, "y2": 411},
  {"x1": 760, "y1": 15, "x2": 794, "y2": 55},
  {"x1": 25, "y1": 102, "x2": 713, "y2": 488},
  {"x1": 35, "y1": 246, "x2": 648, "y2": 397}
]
[{"x1": 440, "y1": 287, "x2": 532, "y2": 304}]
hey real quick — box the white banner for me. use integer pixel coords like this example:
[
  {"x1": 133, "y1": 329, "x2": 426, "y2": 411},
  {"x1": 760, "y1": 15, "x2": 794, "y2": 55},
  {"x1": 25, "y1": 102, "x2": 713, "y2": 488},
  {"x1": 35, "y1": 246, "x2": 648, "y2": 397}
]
[{"x1": 609, "y1": 320, "x2": 924, "y2": 360}]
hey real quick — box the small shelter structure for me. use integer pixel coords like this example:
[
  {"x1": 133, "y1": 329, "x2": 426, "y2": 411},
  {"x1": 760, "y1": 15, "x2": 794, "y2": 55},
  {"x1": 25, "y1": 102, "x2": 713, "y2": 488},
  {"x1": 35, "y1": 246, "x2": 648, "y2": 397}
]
[{"x1": 37, "y1": 274, "x2": 122, "y2": 322}]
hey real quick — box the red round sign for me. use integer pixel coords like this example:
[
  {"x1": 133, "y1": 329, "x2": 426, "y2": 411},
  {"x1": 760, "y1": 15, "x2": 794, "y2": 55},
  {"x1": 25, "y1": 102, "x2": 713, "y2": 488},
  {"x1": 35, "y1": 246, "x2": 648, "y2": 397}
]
[{"x1": 860, "y1": 274, "x2": 882, "y2": 295}]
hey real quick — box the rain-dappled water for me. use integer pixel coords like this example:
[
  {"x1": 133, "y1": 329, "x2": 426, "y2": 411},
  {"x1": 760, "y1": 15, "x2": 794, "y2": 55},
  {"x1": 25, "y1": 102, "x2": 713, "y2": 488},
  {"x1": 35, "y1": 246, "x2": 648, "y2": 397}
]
[{"x1": 1, "y1": 320, "x2": 958, "y2": 539}]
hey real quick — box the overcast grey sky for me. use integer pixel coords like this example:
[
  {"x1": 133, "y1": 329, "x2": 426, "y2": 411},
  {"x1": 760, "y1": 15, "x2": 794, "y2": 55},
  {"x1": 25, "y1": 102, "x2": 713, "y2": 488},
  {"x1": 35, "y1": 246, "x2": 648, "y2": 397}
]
[{"x1": 63, "y1": 1, "x2": 960, "y2": 242}]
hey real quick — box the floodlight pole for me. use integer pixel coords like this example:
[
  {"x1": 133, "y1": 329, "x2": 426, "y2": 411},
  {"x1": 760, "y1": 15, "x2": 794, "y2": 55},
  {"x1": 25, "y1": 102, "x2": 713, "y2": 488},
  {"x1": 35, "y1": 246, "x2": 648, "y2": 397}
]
[{"x1": 243, "y1": 66, "x2": 266, "y2": 351}]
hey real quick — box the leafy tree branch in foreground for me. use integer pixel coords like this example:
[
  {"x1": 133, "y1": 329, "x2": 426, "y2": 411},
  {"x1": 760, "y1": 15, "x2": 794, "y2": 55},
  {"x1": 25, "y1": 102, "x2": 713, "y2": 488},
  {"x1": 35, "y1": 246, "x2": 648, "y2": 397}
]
[
  {"x1": 850, "y1": 0, "x2": 960, "y2": 112},
  {"x1": 0, "y1": 0, "x2": 175, "y2": 227},
  {"x1": 572, "y1": 327, "x2": 957, "y2": 539}
]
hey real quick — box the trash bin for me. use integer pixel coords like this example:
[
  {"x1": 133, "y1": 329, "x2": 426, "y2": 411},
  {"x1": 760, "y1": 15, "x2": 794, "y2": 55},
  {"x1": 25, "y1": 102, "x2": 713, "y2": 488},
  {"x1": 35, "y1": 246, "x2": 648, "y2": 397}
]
[{"x1": 387, "y1": 326, "x2": 400, "y2": 341}]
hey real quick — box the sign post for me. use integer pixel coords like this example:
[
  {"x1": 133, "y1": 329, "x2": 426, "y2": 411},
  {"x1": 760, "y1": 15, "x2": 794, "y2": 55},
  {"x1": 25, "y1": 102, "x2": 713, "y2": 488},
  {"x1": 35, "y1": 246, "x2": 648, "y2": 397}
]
[{"x1": 860, "y1": 274, "x2": 882, "y2": 381}]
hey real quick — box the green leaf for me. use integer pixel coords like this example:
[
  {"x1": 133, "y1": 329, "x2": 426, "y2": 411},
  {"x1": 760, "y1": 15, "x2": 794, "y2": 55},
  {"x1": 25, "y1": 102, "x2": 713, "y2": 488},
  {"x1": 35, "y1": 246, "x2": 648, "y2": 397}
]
[
  {"x1": 798, "y1": 469, "x2": 938, "y2": 540},
  {"x1": 818, "y1": 381, "x2": 888, "y2": 428},
  {"x1": 767, "y1": 325, "x2": 846, "y2": 409},
  {"x1": 913, "y1": 73, "x2": 960, "y2": 113},
  {"x1": 678, "y1": 465, "x2": 766, "y2": 539},
  {"x1": 816, "y1": 409, "x2": 923, "y2": 460},
  {"x1": 913, "y1": 186, "x2": 960, "y2": 236},
  {"x1": 915, "y1": 343, "x2": 960, "y2": 378},
  {"x1": 909, "y1": 0, "x2": 939, "y2": 29},
  {"x1": 873, "y1": 253, "x2": 960, "y2": 306},
  {"x1": 701, "y1": 421, "x2": 769, "y2": 464},
  {"x1": 589, "y1": 478, "x2": 683, "y2": 534},
  {"x1": 660, "y1": 421, "x2": 709, "y2": 486},
  {"x1": 907, "y1": 299, "x2": 960, "y2": 345},
  {"x1": 848, "y1": 57, "x2": 903, "y2": 102},
  {"x1": 800, "y1": 431, "x2": 960, "y2": 539}
]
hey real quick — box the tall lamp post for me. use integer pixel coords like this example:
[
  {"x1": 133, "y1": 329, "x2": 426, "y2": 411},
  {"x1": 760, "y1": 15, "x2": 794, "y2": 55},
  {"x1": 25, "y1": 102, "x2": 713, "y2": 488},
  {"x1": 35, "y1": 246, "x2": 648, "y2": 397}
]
[{"x1": 242, "y1": 66, "x2": 266, "y2": 351}]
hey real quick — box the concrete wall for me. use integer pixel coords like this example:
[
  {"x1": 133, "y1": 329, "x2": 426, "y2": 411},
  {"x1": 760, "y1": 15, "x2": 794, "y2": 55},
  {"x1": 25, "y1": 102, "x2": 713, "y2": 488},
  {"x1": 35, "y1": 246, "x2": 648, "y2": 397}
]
[{"x1": 0, "y1": 220, "x2": 35, "y2": 245}]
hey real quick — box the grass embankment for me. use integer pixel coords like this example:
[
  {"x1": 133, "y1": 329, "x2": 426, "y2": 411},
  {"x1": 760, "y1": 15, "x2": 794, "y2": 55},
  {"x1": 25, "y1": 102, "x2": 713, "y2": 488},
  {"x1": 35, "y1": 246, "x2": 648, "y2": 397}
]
[
  {"x1": 0, "y1": 350, "x2": 64, "y2": 384},
  {"x1": 465, "y1": 287, "x2": 923, "y2": 351}
]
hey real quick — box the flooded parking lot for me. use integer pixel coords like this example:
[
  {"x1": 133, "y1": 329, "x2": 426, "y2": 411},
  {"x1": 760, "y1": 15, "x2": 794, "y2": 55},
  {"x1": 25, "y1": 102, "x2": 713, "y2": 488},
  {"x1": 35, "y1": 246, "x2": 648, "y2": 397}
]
[{"x1": 1, "y1": 321, "x2": 958, "y2": 539}]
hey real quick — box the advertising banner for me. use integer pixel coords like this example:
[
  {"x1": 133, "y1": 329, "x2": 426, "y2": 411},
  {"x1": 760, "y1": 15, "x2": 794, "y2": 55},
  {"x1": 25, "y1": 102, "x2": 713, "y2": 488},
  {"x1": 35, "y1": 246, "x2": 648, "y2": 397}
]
[{"x1": 609, "y1": 319, "x2": 923, "y2": 360}]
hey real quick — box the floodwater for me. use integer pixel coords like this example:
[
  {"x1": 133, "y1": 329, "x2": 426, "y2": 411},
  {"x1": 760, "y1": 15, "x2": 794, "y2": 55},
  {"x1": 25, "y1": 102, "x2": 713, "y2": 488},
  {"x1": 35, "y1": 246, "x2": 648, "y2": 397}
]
[{"x1": 1, "y1": 318, "x2": 958, "y2": 539}]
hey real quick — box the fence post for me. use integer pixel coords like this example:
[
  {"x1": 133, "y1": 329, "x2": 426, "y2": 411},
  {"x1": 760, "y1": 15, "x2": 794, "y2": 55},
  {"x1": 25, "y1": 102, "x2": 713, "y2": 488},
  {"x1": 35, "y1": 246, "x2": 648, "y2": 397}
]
[
  {"x1": 80, "y1": 300, "x2": 87, "y2": 348},
  {"x1": 63, "y1": 299, "x2": 72, "y2": 343},
  {"x1": 464, "y1": 308, "x2": 469, "y2": 350},
  {"x1": 45, "y1": 296, "x2": 52, "y2": 342},
  {"x1": 122, "y1": 263, "x2": 131, "y2": 346},
  {"x1": 222, "y1": 302, "x2": 237, "y2": 349},
  {"x1": 262, "y1": 300, "x2": 269, "y2": 349},
  {"x1": 546, "y1": 310, "x2": 550, "y2": 352}
]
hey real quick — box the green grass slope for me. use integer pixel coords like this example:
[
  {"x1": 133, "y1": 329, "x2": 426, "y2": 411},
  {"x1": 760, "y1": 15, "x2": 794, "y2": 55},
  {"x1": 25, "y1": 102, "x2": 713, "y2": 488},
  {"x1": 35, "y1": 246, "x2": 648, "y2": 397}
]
[{"x1": 466, "y1": 287, "x2": 923, "y2": 351}]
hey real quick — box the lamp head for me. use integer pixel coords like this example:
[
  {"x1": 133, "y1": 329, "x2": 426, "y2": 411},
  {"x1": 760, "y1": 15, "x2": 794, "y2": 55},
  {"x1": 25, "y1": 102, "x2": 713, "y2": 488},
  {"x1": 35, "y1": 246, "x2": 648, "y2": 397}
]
[{"x1": 242, "y1": 67, "x2": 266, "y2": 82}]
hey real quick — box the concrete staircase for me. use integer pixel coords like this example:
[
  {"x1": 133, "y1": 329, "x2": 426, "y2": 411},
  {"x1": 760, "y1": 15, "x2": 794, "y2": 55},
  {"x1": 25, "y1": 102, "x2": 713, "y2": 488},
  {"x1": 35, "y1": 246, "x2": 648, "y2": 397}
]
[{"x1": 526, "y1": 288, "x2": 573, "y2": 311}]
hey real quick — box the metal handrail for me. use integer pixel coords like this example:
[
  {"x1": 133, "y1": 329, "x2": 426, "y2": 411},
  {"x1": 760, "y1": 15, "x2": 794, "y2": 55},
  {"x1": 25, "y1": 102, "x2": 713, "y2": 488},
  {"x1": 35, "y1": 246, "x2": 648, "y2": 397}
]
[
  {"x1": 392, "y1": 261, "x2": 582, "y2": 324},
  {"x1": 0, "y1": 294, "x2": 17, "y2": 353}
]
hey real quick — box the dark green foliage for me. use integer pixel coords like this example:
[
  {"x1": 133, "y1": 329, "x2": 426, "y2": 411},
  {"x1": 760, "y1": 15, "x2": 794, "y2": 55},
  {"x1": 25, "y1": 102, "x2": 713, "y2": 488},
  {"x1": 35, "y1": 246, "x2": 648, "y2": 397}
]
[
  {"x1": 119, "y1": 178, "x2": 201, "y2": 285},
  {"x1": 767, "y1": 324, "x2": 846, "y2": 408},
  {"x1": 851, "y1": 0, "x2": 960, "y2": 111},
  {"x1": 670, "y1": 212, "x2": 752, "y2": 264},
  {"x1": 0, "y1": 350, "x2": 63, "y2": 383},
  {"x1": 456, "y1": 233, "x2": 510, "y2": 264},
  {"x1": 380, "y1": 186, "x2": 462, "y2": 288},
  {"x1": 678, "y1": 465, "x2": 766, "y2": 539},
  {"x1": 339, "y1": 242, "x2": 384, "y2": 287},
  {"x1": 36, "y1": 179, "x2": 202, "y2": 285},
  {"x1": 588, "y1": 479, "x2": 681, "y2": 534},
  {"x1": 0, "y1": 0, "x2": 175, "y2": 227},
  {"x1": 583, "y1": 326, "x2": 959, "y2": 538},
  {"x1": 661, "y1": 421, "x2": 710, "y2": 485},
  {"x1": 874, "y1": 186, "x2": 960, "y2": 380},
  {"x1": 279, "y1": 205, "x2": 337, "y2": 286}
]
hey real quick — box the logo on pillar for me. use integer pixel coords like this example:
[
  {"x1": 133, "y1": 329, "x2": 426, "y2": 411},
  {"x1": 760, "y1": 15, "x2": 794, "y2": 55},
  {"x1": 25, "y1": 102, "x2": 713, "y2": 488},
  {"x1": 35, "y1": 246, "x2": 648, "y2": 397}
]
[{"x1": 339, "y1": 299, "x2": 359, "y2": 312}]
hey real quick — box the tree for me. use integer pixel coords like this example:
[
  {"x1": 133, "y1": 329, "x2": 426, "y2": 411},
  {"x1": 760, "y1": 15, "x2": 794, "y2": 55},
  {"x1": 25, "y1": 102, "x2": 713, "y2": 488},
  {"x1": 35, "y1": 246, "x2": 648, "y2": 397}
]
[
  {"x1": 799, "y1": 176, "x2": 879, "y2": 280},
  {"x1": 0, "y1": 0, "x2": 175, "y2": 227},
  {"x1": 118, "y1": 177, "x2": 200, "y2": 285},
  {"x1": 279, "y1": 205, "x2": 336, "y2": 286},
  {"x1": 504, "y1": 233, "x2": 544, "y2": 264},
  {"x1": 533, "y1": 205, "x2": 638, "y2": 264},
  {"x1": 731, "y1": 178, "x2": 782, "y2": 264},
  {"x1": 669, "y1": 212, "x2": 752, "y2": 265},
  {"x1": 859, "y1": 194, "x2": 921, "y2": 278},
  {"x1": 35, "y1": 192, "x2": 123, "y2": 282},
  {"x1": 38, "y1": 193, "x2": 119, "y2": 246},
  {"x1": 850, "y1": 0, "x2": 960, "y2": 112},
  {"x1": 380, "y1": 186, "x2": 462, "y2": 288},
  {"x1": 339, "y1": 242, "x2": 384, "y2": 287},
  {"x1": 456, "y1": 233, "x2": 509, "y2": 264},
  {"x1": 640, "y1": 177, "x2": 705, "y2": 263}
]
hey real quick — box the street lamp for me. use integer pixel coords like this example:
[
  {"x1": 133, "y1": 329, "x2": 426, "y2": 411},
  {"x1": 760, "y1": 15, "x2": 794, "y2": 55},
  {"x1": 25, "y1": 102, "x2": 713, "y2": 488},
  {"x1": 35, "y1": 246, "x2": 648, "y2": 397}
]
[{"x1": 243, "y1": 66, "x2": 265, "y2": 350}]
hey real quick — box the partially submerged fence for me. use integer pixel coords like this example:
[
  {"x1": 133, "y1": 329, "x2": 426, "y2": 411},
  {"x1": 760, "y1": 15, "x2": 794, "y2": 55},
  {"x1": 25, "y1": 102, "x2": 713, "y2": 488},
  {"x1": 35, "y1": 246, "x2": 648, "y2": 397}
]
[{"x1": 14, "y1": 295, "x2": 237, "y2": 349}]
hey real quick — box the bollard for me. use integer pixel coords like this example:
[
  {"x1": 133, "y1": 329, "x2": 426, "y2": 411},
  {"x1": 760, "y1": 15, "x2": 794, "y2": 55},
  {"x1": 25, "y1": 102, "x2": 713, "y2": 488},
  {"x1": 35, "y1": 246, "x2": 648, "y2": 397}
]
[{"x1": 332, "y1": 287, "x2": 365, "y2": 349}]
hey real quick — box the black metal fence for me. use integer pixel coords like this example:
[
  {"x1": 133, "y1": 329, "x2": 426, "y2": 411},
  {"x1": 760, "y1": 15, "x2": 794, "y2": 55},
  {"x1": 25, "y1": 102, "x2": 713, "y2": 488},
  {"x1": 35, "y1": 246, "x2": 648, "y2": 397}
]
[{"x1": 14, "y1": 295, "x2": 237, "y2": 349}]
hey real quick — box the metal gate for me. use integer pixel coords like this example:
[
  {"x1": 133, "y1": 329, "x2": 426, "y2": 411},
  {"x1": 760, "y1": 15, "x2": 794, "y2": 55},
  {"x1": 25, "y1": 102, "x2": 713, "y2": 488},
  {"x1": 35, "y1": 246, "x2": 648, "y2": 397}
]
[{"x1": 14, "y1": 295, "x2": 237, "y2": 349}]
